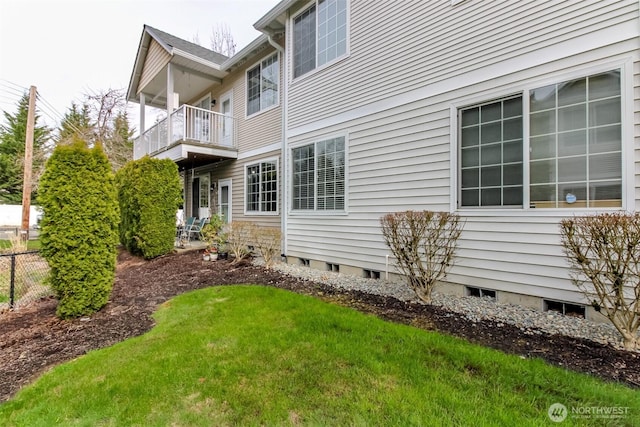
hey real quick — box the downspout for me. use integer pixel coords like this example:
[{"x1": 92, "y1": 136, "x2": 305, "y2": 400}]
[{"x1": 265, "y1": 29, "x2": 288, "y2": 258}]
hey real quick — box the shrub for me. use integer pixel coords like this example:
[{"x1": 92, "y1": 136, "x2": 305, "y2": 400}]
[
  {"x1": 252, "y1": 226, "x2": 282, "y2": 268},
  {"x1": 226, "y1": 221, "x2": 256, "y2": 265},
  {"x1": 38, "y1": 140, "x2": 119, "y2": 318},
  {"x1": 380, "y1": 210, "x2": 463, "y2": 304},
  {"x1": 560, "y1": 213, "x2": 640, "y2": 350},
  {"x1": 116, "y1": 157, "x2": 182, "y2": 259},
  {"x1": 200, "y1": 214, "x2": 225, "y2": 252}
]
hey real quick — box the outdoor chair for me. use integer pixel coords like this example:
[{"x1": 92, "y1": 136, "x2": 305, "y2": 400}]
[
  {"x1": 187, "y1": 217, "x2": 209, "y2": 244},
  {"x1": 176, "y1": 216, "x2": 196, "y2": 246}
]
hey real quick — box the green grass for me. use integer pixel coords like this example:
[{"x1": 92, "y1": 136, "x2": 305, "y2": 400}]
[
  {"x1": 0, "y1": 239, "x2": 40, "y2": 251},
  {"x1": 1, "y1": 286, "x2": 638, "y2": 426}
]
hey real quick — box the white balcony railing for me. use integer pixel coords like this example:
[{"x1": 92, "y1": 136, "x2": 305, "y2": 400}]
[{"x1": 133, "y1": 105, "x2": 236, "y2": 159}]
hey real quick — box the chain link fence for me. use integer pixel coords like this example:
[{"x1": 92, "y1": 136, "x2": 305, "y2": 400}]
[{"x1": 0, "y1": 251, "x2": 51, "y2": 311}]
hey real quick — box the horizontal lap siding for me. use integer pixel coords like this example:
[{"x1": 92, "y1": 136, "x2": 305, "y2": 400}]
[
  {"x1": 139, "y1": 40, "x2": 170, "y2": 93},
  {"x1": 287, "y1": 0, "x2": 637, "y2": 128},
  {"x1": 208, "y1": 44, "x2": 283, "y2": 153},
  {"x1": 635, "y1": 59, "x2": 640, "y2": 210},
  {"x1": 231, "y1": 150, "x2": 282, "y2": 228},
  {"x1": 285, "y1": 0, "x2": 639, "y2": 303}
]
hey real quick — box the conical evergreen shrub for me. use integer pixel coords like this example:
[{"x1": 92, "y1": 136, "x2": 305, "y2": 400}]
[
  {"x1": 116, "y1": 156, "x2": 181, "y2": 259},
  {"x1": 38, "y1": 140, "x2": 119, "y2": 318}
]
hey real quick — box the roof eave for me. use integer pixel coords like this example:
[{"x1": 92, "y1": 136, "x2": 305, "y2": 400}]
[
  {"x1": 253, "y1": 0, "x2": 294, "y2": 33},
  {"x1": 221, "y1": 34, "x2": 269, "y2": 71},
  {"x1": 126, "y1": 29, "x2": 154, "y2": 103}
]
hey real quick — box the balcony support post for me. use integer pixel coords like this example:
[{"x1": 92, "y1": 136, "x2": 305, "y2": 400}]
[
  {"x1": 167, "y1": 63, "x2": 175, "y2": 148},
  {"x1": 139, "y1": 93, "x2": 146, "y2": 136}
]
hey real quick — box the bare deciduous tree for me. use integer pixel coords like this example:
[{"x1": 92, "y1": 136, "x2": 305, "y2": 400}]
[
  {"x1": 381, "y1": 211, "x2": 464, "y2": 304},
  {"x1": 226, "y1": 221, "x2": 256, "y2": 265},
  {"x1": 58, "y1": 88, "x2": 133, "y2": 171},
  {"x1": 252, "y1": 226, "x2": 282, "y2": 268},
  {"x1": 209, "y1": 23, "x2": 236, "y2": 57},
  {"x1": 560, "y1": 213, "x2": 640, "y2": 350}
]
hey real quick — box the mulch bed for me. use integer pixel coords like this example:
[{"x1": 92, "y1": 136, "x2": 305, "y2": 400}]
[{"x1": 1, "y1": 249, "x2": 638, "y2": 402}]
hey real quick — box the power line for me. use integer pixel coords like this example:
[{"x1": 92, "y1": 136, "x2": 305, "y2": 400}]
[
  {"x1": 0, "y1": 82, "x2": 27, "y2": 97},
  {"x1": 36, "y1": 92, "x2": 84, "y2": 135},
  {"x1": 0, "y1": 78, "x2": 28, "y2": 92}
]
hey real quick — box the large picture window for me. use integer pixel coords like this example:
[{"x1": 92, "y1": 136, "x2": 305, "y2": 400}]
[
  {"x1": 293, "y1": 0, "x2": 348, "y2": 78},
  {"x1": 246, "y1": 160, "x2": 278, "y2": 213},
  {"x1": 247, "y1": 53, "x2": 279, "y2": 116},
  {"x1": 458, "y1": 69, "x2": 622, "y2": 209},
  {"x1": 292, "y1": 137, "x2": 345, "y2": 211}
]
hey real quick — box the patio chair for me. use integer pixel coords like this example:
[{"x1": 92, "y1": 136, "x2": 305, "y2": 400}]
[
  {"x1": 176, "y1": 216, "x2": 196, "y2": 246},
  {"x1": 187, "y1": 217, "x2": 209, "y2": 244}
]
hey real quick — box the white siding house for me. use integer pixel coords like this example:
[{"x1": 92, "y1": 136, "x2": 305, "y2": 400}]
[
  {"x1": 127, "y1": 26, "x2": 285, "y2": 230},
  {"x1": 254, "y1": 0, "x2": 640, "y2": 318}
]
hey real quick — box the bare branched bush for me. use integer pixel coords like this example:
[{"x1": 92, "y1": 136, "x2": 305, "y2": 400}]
[
  {"x1": 560, "y1": 213, "x2": 640, "y2": 350},
  {"x1": 252, "y1": 226, "x2": 282, "y2": 268},
  {"x1": 226, "y1": 221, "x2": 256, "y2": 265},
  {"x1": 380, "y1": 211, "x2": 463, "y2": 304}
]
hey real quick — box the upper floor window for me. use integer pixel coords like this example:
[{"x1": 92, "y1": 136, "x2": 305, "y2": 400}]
[
  {"x1": 247, "y1": 53, "x2": 279, "y2": 116},
  {"x1": 292, "y1": 136, "x2": 346, "y2": 211},
  {"x1": 458, "y1": 70, "x2": 622, "y2": 209},
  {"x1": 246, "y1": 160, "x2": 278, "y2": 213},
  {"x1": 293, "y1": 0, "x2": 348, "y2": 78}
]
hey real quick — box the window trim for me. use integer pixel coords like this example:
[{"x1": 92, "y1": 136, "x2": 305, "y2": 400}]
[
  {"x1": 243, "y1": 157, "x2": 279, "y2": 216},
  {"x1": 450, "y1": 62, "x2": 631, "y2": 214},
  {"x1": 290, "y1": 0, "x2": 350, "y2": 83},
  {"x1": 289, "y1": 133, "x2": 349, "y2": 215},
  {"x1": 245, "y1": 52, "x2": 280, "y2": 119}
]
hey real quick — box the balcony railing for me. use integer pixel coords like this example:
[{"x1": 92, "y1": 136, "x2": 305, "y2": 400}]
[{"x1": 134, "y1": 104, "x2": 237, "y2": 159}]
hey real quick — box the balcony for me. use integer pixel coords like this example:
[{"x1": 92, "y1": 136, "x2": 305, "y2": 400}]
[{"x1": 133, "y1": 105, "x2": 237, "y2": 164}]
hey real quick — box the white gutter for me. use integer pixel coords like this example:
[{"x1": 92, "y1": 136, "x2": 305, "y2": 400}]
[{"x1": 262, "y1": 29, "x2": 287, "y2": 256}]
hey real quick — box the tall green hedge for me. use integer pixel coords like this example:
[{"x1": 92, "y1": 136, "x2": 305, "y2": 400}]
[
  {"x1": 38, "y1": 140, "x2": 119, "y2": 319},
  {"x1": 116, "y1": 156, "x2": 181, "y2": 259}
]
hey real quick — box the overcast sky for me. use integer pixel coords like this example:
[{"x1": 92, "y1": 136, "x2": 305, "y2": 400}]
[{"x1": 0, "y1": 0, "x2": 280, "y2": 131}]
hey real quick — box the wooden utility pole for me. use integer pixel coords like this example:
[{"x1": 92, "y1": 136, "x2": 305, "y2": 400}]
[{"x1": 20, "y1": 85, "x2": 37, "y2": 241}]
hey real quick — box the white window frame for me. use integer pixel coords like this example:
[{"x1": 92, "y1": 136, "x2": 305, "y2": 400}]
[
  {"x1": 450, "y1": 61, "x2": 632, "y2": 215},
  {"x1": 289, "y1": 133, "x2": 348, "y2": 215},
  {"x1": 244, "y1": 157, "x2": 279, "y2": 215},
  {"x1": 245, "y1": 53, "x2": 280, "y2": 118},
  {"x1": 290, "y1": 0, "x2": 350, "y2": 81}
]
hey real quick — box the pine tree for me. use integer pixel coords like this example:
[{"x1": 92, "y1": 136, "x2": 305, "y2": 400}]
[
  {"x1": 0, "y1": 94, "x2": 51, "y2": 203},
  {"x1": 58, "y1": 102, "x2": 93, "y2": 143},
  {"x1": 57, "y1": 89, "x2": 134, "y2": 171}
]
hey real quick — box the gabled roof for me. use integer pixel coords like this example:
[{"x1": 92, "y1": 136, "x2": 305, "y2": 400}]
[
  {"x1": 145, "y1": 25, "x2": 229, "y2": 65},
  {"x1": 127, "y1": 25, "x2": 229, "y2": 106}
]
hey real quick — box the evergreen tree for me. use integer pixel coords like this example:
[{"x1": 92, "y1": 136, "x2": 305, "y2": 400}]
[
  {"x1": 38, "y1": 139, "x2": 119, "y2": 318},
  {"x1": 57, "y1": 89, "x2": 134, "y2": 171},
  {"x1": 58, "y1": 102, "x2": 93, "y2": 143},
  {"x1": 0, "y1": 94, "x2": 51, "y2": 203}
]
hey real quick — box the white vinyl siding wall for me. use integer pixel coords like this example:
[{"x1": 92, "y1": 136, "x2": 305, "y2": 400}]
[
  {"x1": 286, "y1": 0, "x2": 638, "y2": 128},
  {"x1": 284, "y1": 0, "x2": 639, "y2": 305},
  {"x1": 139, "y1": 39, "x2": 171, "y2": 93}
]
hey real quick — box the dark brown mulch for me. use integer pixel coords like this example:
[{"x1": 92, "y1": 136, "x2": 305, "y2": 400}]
[{"x1": 1, "y1": 249, "x2": 638, "y2": 403}]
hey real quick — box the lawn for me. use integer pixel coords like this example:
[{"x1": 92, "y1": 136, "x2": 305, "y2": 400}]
[
  {"x1": 0, "y1": 285, "x2": 637, "y2": 426},
  {"x1": 0, "y1": 239, "x2": 41, "y2": 251}
]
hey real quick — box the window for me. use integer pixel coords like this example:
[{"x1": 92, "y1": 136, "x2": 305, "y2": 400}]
[
  {"x1": 247, "y1": 54, "x2": 279, "y2": 116},
  {"x1": 292, "y1": 136, "x2": 345, "y2": 211},
  {"x1": 246, "y1": 160, "x2": 278, "y2": 213},
  {"x1": 458, "y1": 70, "x2": 622, "y2": 209},
  {"x1": 460, "y1": 96, "x2": 523, "y2": 207},
  {"x1": 293, "y1": 0, "x2": 348, "y2": 78}
]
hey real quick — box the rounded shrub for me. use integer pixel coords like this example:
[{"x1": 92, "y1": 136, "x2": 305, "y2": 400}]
[
  {"x1": 38, "y1": 140, "x2": 119, "y2": 319},
  {"x1": 116, "y1": 156, "x2": 181, "y2": 259}
]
